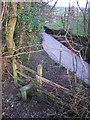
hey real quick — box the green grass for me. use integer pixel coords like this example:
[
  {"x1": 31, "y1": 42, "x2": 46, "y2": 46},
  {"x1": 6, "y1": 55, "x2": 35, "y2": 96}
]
[
  {"x1": 49, "y1": 17, "x2": 88, "y2": 36},
  {"x1": 49, "y1": 19, "x2": 64, "y2": 29},
  {"x1": 71, "y1": 18, "x2": 88, "y2": 36},
  {"x1": 53, "y1": 10, "x2": 65, "y2": 16}
]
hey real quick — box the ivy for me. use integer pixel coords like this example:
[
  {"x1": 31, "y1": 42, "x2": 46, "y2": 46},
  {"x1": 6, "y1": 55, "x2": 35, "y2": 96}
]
[{"x1": 15, "y1": 2, "x2": 45, "y2": 46}]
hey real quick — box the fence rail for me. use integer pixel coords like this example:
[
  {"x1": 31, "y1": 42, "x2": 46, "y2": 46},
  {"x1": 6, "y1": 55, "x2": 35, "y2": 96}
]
[{"x1": 13, "y1": 62, "x2": 72, "y2": 104}]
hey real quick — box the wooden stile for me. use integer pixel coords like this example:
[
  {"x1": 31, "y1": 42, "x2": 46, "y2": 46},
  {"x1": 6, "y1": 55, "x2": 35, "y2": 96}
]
[
  {"x1": 16, "y1": 62, "x2": 36, "y2": 75},
  {"x1": 20, "y1": 84, "x2": 33, "y2": 101}
]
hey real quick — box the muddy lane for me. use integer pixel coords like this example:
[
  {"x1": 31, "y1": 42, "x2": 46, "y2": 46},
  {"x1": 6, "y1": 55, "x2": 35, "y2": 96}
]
[{"x1": 42, "y1": 32, "x2": 90, "y2": 85}]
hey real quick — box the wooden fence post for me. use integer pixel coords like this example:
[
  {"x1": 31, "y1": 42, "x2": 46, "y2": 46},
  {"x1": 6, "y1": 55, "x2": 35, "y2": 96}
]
[
  {"x1": 12, "y1": 58, "x2": 18, "y2": 86},
  {"x1": 21, "y1": 90, "x2": 27, "y2": 101},
  {"x1": 37, "y1": 64, "x2": 43, "y2": 93},
  {"x1": 28, "y1": 46, "x2": 31, "y2": 63},
  {"x1": 59, "y1": 46, "x2": 62, "y2": 68}
]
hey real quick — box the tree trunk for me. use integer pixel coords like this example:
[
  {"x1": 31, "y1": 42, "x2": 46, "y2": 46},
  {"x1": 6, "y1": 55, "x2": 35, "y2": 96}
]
[
  {"x1": 19, "y1": 2, "x2": 24, "y2": 46},
  {"x1": 0, "y1": 2, "x2": 2, "y2": 119},
  {"x1": 88, "y1": 1, "x2": 90, "y2": 37},
  {"x1": 6, "y1": 3, "x2": 18, "y2": 86},
  {"x1": 6, "y1": 3, "x2": 17, "y2": 54},
  {"x1": 86, "y1": 1, "x2": 90, "y2": 64}
]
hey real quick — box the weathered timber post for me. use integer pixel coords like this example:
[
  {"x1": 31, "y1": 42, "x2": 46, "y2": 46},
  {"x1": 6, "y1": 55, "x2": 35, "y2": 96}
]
[
  {"x1": 20, "y1": 84, "x2": 32, "y2": 101},
  {"x1": 12, "y1": 58, "x2": 18, "y2": 85},
  {"x1": 59, "y1": 46, "x2": 62, "y2": 68},
  {"x1": 37, "y1": 64, "x2": 43, "y2": 93},
  {"x1": 28, "y1": 46, "x2": 31, "y2": 62}
]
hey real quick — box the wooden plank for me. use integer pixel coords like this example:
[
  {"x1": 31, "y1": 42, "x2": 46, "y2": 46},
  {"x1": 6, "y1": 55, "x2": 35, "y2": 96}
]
[
  {"x1": 20, "y1": 84, "x2": 33, "y2": 101},
  {"x1": 15, "y1": 76, "x2": 32, "y2": 83},
  {"x1": 14, "y1": 76, "x2": 24, "y2": 82},
  {"x1": 36, "y1": 75, "x2": 72, "y2": 95},
  {"x1": 36, "y1": 86, "x2": 61, "y2": 102},
  {"x1": 16, "y1": 70, "x2": 31, "y2": 79},
  {"x1": 16, "y1": 62, "x2": 36, "y2": 75},
  {"x1": 20, "y1": 84, "x2": 32, "y2": 91}
]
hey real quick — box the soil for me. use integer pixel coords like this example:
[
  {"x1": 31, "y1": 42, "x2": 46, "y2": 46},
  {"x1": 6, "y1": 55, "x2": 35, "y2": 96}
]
[
  {"x1": 2, "y1": 6, "x2": 90, "y2": 118},
  {"x1": 2, "y1": 50, "x2": 83, "y2": 119}
]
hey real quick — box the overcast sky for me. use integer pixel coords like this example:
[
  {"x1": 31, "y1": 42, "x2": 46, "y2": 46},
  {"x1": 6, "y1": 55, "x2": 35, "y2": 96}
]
[{"x1": 46, "y1": 0, "x2": 89, "y2": 7}]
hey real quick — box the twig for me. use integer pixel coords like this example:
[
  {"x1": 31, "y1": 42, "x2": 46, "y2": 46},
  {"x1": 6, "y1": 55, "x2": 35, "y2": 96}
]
[
  {"x1": 49, "y1": 0, "x2": 58, "y2": 12},
  {"x1": 65, "y1": 26, "x2": 88, "y2": 73},
  {"x1": 67, "y1": 69, "x2": 73, "y2": 90},
  {"x1": 4, "y1": 49, "x2": 44, "y2": 58},
  {"x1": 0, "y1": 2, "x2": 5, "y2": 22},
  {"x1": 6, "y1": 68, "x2": 14, "y2": 78},
  {"x1": 14, "y1": 43, "x2": 42, "y2": 53},
  {"x1": 36, "y1": 75, "x2": 72, "y2": 95},
  {"x1": 78, "y1": 52, "x2": 88, "y2": 73}
]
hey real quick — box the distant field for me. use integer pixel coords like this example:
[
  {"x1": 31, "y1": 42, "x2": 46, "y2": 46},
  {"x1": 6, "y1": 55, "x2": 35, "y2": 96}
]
[
  {"x1": 49, "y1": 19, "x2": 64, "y2": 29},
  {"x1": 49, "y1": 17, "x2": 88, "y2": 36},
  {"x1": 53, "y1": 9, "x2": 65, "y2": 16},
  {"x1": 49, "y1": 9, "x2": 88, "y2": 36},
  {"x1": 71, "y1": 17, "x2": 88, "y2": 36}
]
